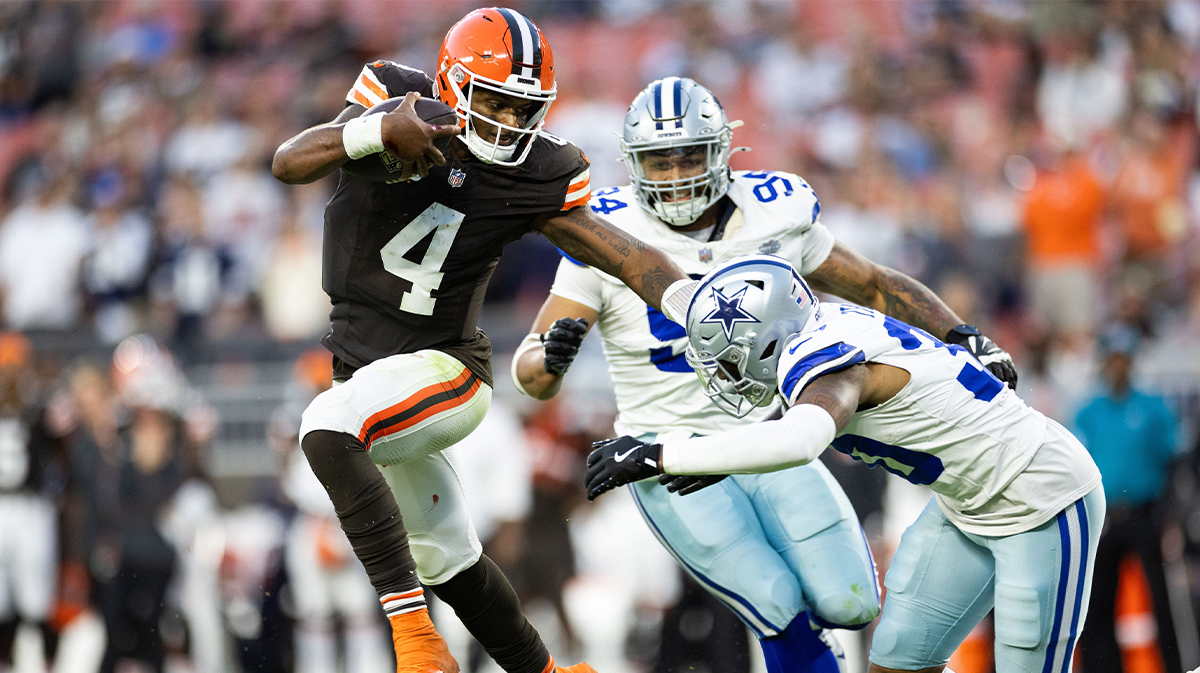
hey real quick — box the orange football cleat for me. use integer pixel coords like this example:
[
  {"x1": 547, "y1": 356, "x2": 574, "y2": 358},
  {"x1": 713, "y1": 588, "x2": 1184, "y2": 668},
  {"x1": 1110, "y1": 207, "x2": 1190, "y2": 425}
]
[
  {"x1": 544, "y1": 658, "x2": 598, "y2": 673},
  {"x1": 390, "y1": 608, "x2": 459, "y2": 673}
]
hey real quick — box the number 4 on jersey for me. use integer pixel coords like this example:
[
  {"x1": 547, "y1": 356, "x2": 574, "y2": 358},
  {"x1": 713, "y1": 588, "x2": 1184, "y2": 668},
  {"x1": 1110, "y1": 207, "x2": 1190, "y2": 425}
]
[{"x1": 380, "y1": 203, "x2": 465, "y2": 315}]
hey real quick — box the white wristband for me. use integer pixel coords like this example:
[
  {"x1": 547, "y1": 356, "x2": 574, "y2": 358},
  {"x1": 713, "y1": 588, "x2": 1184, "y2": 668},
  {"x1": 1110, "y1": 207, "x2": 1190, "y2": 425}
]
[
  {"x1": 510, "y1": 334, "x2": 544, "y2": 398},
  {"x1": 660, "y1": 279, "x2": 699, "y2": 325},
  {"x1": 343, "y1": 114, "x2": 385, "y2": 160}
]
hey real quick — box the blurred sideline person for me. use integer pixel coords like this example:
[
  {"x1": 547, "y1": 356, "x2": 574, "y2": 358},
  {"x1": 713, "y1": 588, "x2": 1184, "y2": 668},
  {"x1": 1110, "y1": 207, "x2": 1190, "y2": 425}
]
[
  {"x1": 97, "y1": 399, "x2": 186, "y2": 672},
  {"x1": 514, "y1": 77, "x2": 1017, "y2": 673},
  {"x1": 586, "y1": 256, "x2": 1104, "y2": 673},
  {"x1": 0, "y1": 332, "x2": 59, "y2": 669},
  {"x1": 1076, "y1": 325, "x2": 1183, "y2": 673},
  {"x1": 272, "y1": 7, "x2": 691, "y2": 673}
]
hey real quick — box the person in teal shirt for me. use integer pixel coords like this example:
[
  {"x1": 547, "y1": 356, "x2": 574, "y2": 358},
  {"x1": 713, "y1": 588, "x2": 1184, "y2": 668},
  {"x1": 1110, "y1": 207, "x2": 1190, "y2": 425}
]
[{"x1": 1075, "y1": 324, "x2": 1181, "y2": 673}]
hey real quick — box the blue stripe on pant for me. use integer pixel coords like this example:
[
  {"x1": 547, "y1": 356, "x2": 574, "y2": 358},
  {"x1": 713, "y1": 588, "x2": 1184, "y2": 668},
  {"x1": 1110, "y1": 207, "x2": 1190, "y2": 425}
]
[{"x1": 1042, "y1": 499, "x2": 1093, "y2": 673}]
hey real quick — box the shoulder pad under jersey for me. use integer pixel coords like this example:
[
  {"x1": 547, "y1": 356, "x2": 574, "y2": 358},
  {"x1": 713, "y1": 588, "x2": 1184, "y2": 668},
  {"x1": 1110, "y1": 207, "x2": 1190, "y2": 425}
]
[
  {"x1": 728, "y1": 170, "x2": 821, "y2": 236},
  {"x1": 346, "y1": 60, "x2": 434, "y2": 108}
]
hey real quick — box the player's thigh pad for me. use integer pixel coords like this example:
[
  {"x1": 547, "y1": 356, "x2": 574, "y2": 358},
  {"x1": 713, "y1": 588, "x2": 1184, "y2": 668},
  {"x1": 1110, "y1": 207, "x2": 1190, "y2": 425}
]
[
  {"x1": 630, "y1": 472, "x2": 805, "y2": 638},
  {"x1": 299, "y1": 350, "x2": 491, "y2": 465},
  {"x1": 869, "y1": 497, "x2": 997, "y2": 671},
  {"x1": 378, "y1": 444, "x2": 482, "y2": 585},
  {"x1": 985, "y1": 486, "x2": 1104, "y2": 673},
  {"x1": 737, "y1": 462, "x2": 879, "y2": 629}
]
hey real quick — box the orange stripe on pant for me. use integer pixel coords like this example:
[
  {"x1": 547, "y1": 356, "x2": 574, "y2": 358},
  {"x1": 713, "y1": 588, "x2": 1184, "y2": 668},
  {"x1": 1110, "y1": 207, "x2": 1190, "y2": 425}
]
[{"x1": 357, "y1": 368, "x2": 479, "y2": 447}]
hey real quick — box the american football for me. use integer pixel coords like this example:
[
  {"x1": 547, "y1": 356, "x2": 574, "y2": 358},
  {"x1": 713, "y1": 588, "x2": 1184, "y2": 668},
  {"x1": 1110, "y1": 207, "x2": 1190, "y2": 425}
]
[{"x1": 340, "y1": 96, "x2": 459, "y2": 182}]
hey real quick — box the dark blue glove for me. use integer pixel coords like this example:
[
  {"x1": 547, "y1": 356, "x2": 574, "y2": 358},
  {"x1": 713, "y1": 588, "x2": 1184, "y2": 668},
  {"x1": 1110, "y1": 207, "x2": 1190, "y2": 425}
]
[{"x1": 585, "y1": 436, "x2": 662, "y2": 500}]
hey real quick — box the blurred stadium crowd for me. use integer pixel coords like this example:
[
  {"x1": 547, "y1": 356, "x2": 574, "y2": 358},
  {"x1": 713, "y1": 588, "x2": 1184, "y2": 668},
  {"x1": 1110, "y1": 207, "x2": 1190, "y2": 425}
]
[{"x1": 1, "y1": 0, "x2": 1200, "y2": 672}]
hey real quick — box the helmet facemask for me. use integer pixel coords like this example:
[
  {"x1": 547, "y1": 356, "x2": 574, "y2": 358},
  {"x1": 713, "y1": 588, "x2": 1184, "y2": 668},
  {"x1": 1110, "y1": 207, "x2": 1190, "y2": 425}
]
[
  {"x1": 623, "y1": 134, "x2": 733, "y2": 227},
  {"x1": 686, "y1": 335, "x2": 775, "y2": 418},
  {"x1": 442, "y1": 64, "x2": 555, "y2": 166}
]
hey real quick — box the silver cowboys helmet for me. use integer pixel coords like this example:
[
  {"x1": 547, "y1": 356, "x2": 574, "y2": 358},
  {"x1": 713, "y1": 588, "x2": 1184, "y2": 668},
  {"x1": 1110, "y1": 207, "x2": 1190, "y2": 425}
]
[
  {"x1": 621, "y1": 77, "x2": 739, "y2": 227},
  {"x1": 685, "y1": 255, "x2": 818, "y2": 418}
]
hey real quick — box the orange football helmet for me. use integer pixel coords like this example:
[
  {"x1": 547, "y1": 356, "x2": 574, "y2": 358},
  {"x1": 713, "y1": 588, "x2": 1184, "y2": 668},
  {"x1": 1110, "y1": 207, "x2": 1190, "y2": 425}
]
[{"x1": 435, "y1": 7, "x2": 556, "y2": 166}]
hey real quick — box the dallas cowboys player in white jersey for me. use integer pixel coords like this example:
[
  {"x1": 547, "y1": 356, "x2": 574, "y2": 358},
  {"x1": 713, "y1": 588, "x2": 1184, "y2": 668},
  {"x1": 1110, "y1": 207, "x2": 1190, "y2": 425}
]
[
  {"x1": 586, "y1": 255, "x2": 1104, "y2": 673},
  {"x1": 513, "y1": 78, "x2": 1018, "y2": 673}
]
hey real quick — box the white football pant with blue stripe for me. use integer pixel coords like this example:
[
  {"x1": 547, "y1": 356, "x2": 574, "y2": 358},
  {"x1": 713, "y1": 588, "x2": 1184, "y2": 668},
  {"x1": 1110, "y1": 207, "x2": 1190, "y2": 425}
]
[
  {"x1": 871, "y1": 486, "x2": 1104, "y2": 672},
  {"x1": 629, "y1": 445, "x2": 880, "y2": 638}
]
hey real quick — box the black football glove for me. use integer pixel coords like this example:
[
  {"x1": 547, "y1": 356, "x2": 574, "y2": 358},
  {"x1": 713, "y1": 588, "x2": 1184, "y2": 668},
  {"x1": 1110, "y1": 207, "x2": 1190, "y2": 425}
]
[
  {"x1": 585, "y1": 436, "x2": 662, "y2": 501},
  {"x1": 945, "y1": 324, "x2": 1018, "y2": 389},
  {"x1": 658, "y1": 473, "x2": 728, "y2": 496},
  {"x1": 541, "y1": 317, "x2": 589, "y2": 376}
]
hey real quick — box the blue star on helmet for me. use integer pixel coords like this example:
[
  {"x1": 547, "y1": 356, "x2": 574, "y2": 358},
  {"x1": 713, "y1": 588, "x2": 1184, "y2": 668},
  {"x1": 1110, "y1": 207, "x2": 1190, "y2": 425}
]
[{"x1": 701, "y1": 287, "x2": 758, "y2": 340}]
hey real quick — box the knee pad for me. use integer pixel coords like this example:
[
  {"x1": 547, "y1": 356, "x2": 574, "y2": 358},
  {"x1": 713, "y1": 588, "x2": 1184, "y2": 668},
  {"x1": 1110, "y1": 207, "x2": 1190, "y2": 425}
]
[
  {"x1": 868, "y1": 601, "x2": 944, "y2": 671},
  {"x1": 811, "y1": 591, "x2": 879, "y2": 631},
  {"x1": 408, "y1": 533, "x2": 482, "y2": 585}
]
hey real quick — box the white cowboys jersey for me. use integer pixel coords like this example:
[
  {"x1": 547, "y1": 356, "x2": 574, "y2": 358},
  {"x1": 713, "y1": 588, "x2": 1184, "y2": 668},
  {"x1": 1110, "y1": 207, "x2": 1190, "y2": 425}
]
[
  {"x1": 550, "y1": 171, "x2": 834, "y2": 438},
  {"x1": 777, "y1": 303, "x2": 1101, "y2": 536}
]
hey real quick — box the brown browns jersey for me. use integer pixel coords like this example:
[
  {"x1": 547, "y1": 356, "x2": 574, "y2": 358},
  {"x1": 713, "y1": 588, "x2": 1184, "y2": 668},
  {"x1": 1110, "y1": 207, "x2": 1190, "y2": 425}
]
[{"x1": 324, "y1": 61, "x2": 591, "y2": 386}]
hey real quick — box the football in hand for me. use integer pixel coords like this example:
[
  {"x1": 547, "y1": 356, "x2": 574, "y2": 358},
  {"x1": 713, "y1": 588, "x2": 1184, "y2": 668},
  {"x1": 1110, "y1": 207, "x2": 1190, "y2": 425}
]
[{"x1": 341, "y1": 97, "x2": 459, "y2": 183}]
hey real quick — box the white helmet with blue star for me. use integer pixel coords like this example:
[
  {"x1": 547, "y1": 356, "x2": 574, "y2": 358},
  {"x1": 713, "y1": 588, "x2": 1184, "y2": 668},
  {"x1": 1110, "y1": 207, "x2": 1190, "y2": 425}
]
[{"x1": 684, "y1": 254, "x2": 818, "y2": 417}]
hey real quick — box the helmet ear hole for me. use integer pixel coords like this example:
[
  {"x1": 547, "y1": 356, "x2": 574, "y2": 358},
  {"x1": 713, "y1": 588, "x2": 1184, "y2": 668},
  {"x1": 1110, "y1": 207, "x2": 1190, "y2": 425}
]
[
  {"x1": 746, "y1": 279, "x2": 764, "y2": 290},
  {"x1": 759, "y1": 339, "x2": 777, "y2": 360}
]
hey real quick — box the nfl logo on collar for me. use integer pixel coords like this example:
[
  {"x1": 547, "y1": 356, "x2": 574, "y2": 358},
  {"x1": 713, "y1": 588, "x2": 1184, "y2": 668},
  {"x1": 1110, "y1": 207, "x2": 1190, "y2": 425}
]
[
  {"x1": 699, "y1": 248, "x2": 713, "y2": 263},
  {"x1": 448, "y1": 169, "x2": 466, "y2": 188}
]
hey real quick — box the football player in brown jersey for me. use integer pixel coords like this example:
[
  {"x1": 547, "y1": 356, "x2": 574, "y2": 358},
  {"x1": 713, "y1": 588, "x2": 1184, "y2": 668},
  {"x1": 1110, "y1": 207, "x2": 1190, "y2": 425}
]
[{"x1": 272, "y1": 8, "x2": 693, "y2": 673}]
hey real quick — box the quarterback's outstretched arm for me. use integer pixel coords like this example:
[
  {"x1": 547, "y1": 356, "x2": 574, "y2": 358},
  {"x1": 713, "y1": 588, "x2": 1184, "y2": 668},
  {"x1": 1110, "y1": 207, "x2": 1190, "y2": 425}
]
[
  {"x1": 535, "y1": 207, "x2": 687, "y2": 312},
  {"x1": 272, "y1": 93, "x2": 458, "y2": 185},
  {"x1": 806, "y1": 242, "x2": 1019, "y2": 387},
  {"x1": 806, "y1": 242, "x2": 960, "y2": 337}
]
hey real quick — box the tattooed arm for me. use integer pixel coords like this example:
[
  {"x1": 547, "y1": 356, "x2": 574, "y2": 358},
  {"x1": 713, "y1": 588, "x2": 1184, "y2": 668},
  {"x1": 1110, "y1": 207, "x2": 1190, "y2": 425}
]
[
  {"x1": 534, "y1": 206, "x2": 685, "y2": 311},
  {"x1": 805, "y1": 241, "x2": 961, "y2": 338}
]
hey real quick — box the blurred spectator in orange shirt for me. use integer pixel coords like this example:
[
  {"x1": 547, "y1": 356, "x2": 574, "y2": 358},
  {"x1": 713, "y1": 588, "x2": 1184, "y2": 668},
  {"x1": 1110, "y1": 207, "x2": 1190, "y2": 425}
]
[
  {"x1": 1021, "y1": 144, "x2": 1107, "y2": 339},
  {"x1": 1109, "y1": 109, "x2": 1190, "y2": 264}
]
